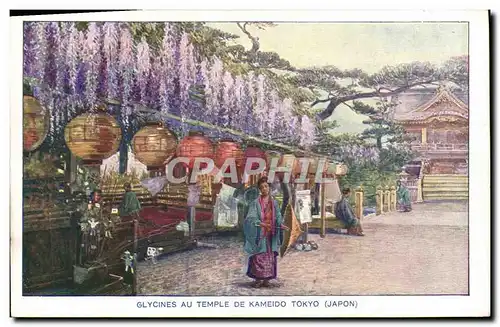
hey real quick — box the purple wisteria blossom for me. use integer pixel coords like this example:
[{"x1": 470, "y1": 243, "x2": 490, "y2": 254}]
[{"x1": 22, "y1": 22, "x2": 318, "y2": 149}]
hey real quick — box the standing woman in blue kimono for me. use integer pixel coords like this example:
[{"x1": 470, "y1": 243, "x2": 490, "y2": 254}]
[
  {"x1": 396, "y1": 180, "x2": 412, "y2": 212},
  {"x1": 244, "y1": 177, "x2": 289, "y2": 288}
]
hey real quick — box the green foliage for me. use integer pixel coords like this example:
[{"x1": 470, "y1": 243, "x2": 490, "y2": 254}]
[
  {"x1": 23, "y1": 152, "x2": 64, "y2": 179},
  {"x1": 23, "y1": 81, "x2": 33, "y2": 96},
  {"x1": 378, "y1": 144, "x2": 415, "y2": 172},
  {"x1": 312, "y1": 132, "x2": 363, "y2": 157},
  {"x1": 340, "y1": 166, "x2": 398, "y2": 207}
]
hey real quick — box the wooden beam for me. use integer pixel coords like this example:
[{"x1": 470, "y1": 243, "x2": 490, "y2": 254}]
[{"x1": 320, "y1": 183, "x2": 326, "y2": 238}]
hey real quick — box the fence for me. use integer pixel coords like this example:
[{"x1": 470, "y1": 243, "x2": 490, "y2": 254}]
[{"x1": 374, "y1": 185, "x2": 398, "y2": 215}]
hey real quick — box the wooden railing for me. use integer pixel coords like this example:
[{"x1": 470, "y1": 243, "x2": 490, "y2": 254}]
[
  {"x1": 374, "y1": 185, "x2": 397, "y2": 215},
  {"x1": 412, "y1": 143, "x2": 468, "y2": 152}
]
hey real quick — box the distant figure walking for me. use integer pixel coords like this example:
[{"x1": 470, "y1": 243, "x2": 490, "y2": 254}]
[{"x1": 396, "y1": 180, "x2": 412, "y2": 212}]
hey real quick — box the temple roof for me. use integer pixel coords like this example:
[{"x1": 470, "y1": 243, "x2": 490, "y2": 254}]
[{"x1": 391, "y1": 84, "x2": 469, "y2": 123}]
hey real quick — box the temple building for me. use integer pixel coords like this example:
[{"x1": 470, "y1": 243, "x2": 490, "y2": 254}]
[{"x1": 391, "y1": 84, "x2": 469, "y2": 201}]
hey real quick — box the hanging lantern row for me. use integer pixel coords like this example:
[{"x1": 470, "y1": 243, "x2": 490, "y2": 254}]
[{"x1": 29, "y1": 99, "x2": 347, "y2": 176}]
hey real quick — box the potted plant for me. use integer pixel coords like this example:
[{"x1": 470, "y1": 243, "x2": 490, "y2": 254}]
[{"x1": 70, "y1": 165, "x2": 125, "y2": 292}]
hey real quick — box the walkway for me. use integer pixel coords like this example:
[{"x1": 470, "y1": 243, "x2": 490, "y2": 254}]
[{"x1": 137, "y1": 201, "x2": 469, "y2": 296}]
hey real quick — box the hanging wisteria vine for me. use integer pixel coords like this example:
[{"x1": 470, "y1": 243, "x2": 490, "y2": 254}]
[{"x1": 22, "y1": 21, "x2": 317, "y2": 149}]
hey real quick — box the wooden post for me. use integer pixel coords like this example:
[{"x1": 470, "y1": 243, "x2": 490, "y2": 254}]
[
  {"x1": 355, "y1": 185, "x2": 364, "y2": 219},
  {"x1": 187, "y1": 169, "x2": 196, "y2": 239},
  {"x1": 376, "y1": 185, "x2": 383, "y2": 215},
  {"x1": 417, "y1": 177, "x2": 424, "y2": 203},
  {"x1": 421, "y1": 127, "x2": 427, "y2": 144},
  {"x1": 383, "y1": 186, "x2": 390, "y2": 213},
  {"x1": 189, "y1": 206, "x2": 196, "y2": 238},
  {"x1": 320, "y1": 183, "x2": 326, "y2": 238},
  {"x1": 132, "y1": 216, "x2": 138, "y2": 296},
  {"x1": 390, "y1": 186, "x2": 397, "y2": 211}
]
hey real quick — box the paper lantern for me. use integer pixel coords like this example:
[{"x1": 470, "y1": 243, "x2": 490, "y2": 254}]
[
  {"x1": 64, "y1": 112, "x2": 122, "y2": 165},
  {"x1": 292, "y1": 152, "x2": 307, "y2": 177},
  {"x1": 335, "y1": 163, "x2": 348, "y2": 176},
  {"x1": 176, "y1": 131, "x2": 214, "y2": 170},
  {"x1": 244, "y1": 143, "x2": 268, "y2": 171},
  {"x1": 279, "y1": 153, "x2": 296, "y2": 169},
  {"x1": 308, "y1": 157, "x2": 328, "y2": 175},
  {"x1": 275, "y1": 153, "x2": 296, "y2": 181},
  {"x1": 265, "y1": 150, "x2": 281, "y2": 169},
  {"x1": 132, "y1": 123, "x2": 177, "y2": 171},
  {"x1": 214, "y1": 139, "x2": 244, "y2": 173},
  {"x1": 326, "y1": 162, "x2": 337, "y2": 177},
  {"x1": 23, "y1": 95, "x2": 49, "y2": 152}
]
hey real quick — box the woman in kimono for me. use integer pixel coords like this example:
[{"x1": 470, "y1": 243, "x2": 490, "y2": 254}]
[
  {"x1": 334, "y1": 188, "x2": 365, "y2": 236},
  {"x1": 397, "y1": 180, "x2": 412, "y2": 212},
  {"x1": 244, "y1": 177, "x2": 289, "y2": 288}
]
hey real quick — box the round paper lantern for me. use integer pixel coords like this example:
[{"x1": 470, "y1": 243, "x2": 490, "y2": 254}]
[
  {"x1": 277, "y1": 153, "x2": 296, "y2": 181},
  {"x1": 265, "y1": 150, "x2": 281, "y2": 169},
  {"x1": 132, "y1": 123, "x2": 177, "y2": 171},
  {"x1": 307, "y1": 157, "x2": 318, "y2": 175},
  {"x1": 176, "y1": 131, "x2": 214, "y2": 170},
  {"x1": 326, "y1": 162, "x2": 337, "y2": 177},
  {"x1": 244, "y1": 143, "x2": 268, "y2": 171},
  {"x1": 279, "y1": 153, "x2": 296, "y2": 169},
  {"x1": 292, "y1": 152, "x2": 306, "y2": 177},
  {"x1": 23, "y1": 95, "x2": 49, "y2": 152},
  {"x1": 214, "y1": 139, "x2": 244, "y2": 173},
  {"x1": 335, "y1": 163, "x2": 348, "y2": 176},
  {"x1": 64, "y1": 112, "x2": 122, "y2": 165},
  {"x1": 308, "y1": 157, "x2": 328, "y2": 175}
]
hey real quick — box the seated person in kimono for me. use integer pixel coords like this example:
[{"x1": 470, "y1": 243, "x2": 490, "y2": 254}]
[{"x1": 334, "y1": 187, "x2": 365, "y2": 236}]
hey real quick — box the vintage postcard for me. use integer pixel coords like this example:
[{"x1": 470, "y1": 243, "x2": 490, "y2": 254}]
[{"x1": 10, "y1": 10, "x2": 490, "y2": 318}]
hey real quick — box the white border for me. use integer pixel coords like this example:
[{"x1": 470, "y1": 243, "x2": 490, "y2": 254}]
[{"x1": 9, "y1": 10, "x2": 490, "y2": 318}]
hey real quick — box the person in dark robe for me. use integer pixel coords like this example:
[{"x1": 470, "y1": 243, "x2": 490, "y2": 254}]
[
  {"x1": 119, "y1": 183, "x2": 142, "y2": 218},
  {"x1": 334, "y1": 187, "x2": 365, "y2": 236},
  {"x1": 243, "y1": 177, "x2": 289, "y2": 288},
  {"x1": 396, "y1": 180, "x2": 412, "y2": 212}
]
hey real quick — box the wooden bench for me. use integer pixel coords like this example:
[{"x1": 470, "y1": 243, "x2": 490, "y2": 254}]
[{"x1": 309, "y1": 214, "x2": 348, "y2": 234}]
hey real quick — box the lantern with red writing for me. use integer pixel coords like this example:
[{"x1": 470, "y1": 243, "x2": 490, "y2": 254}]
[
  {"x1": 176, "y1": 131, "x2": 214, "y2": 171},
  {"x1": 64, "y1": 111, "x2": 122, "y2": 166},
  {"x1": 132, "y1": 122, "x2": 177, "y2": 175},
  {"x1": 23, "y1": 95, "x2": 49, "y2": 152},
  {"x1": 244, "y1": 143, "x2": 267, "y2": 174},
  {"x1": 214, "y1": 139, "x2": 244, "y2": 175}
]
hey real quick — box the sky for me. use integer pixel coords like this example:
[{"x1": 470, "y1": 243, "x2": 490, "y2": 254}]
[{"x1": 207, "y1": 22, "x2": 468, "y2": 134}]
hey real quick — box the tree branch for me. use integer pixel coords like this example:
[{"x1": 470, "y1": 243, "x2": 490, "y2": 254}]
[
  {"x1": 314, "y1": 80, "x2": 436, "y2": 121},
  {"x1": 236, "y1": 22, "x2": 260, "y2": 54},
  {"x1": 311, "y1": 97, "x2": 333, "y2": 107}
]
